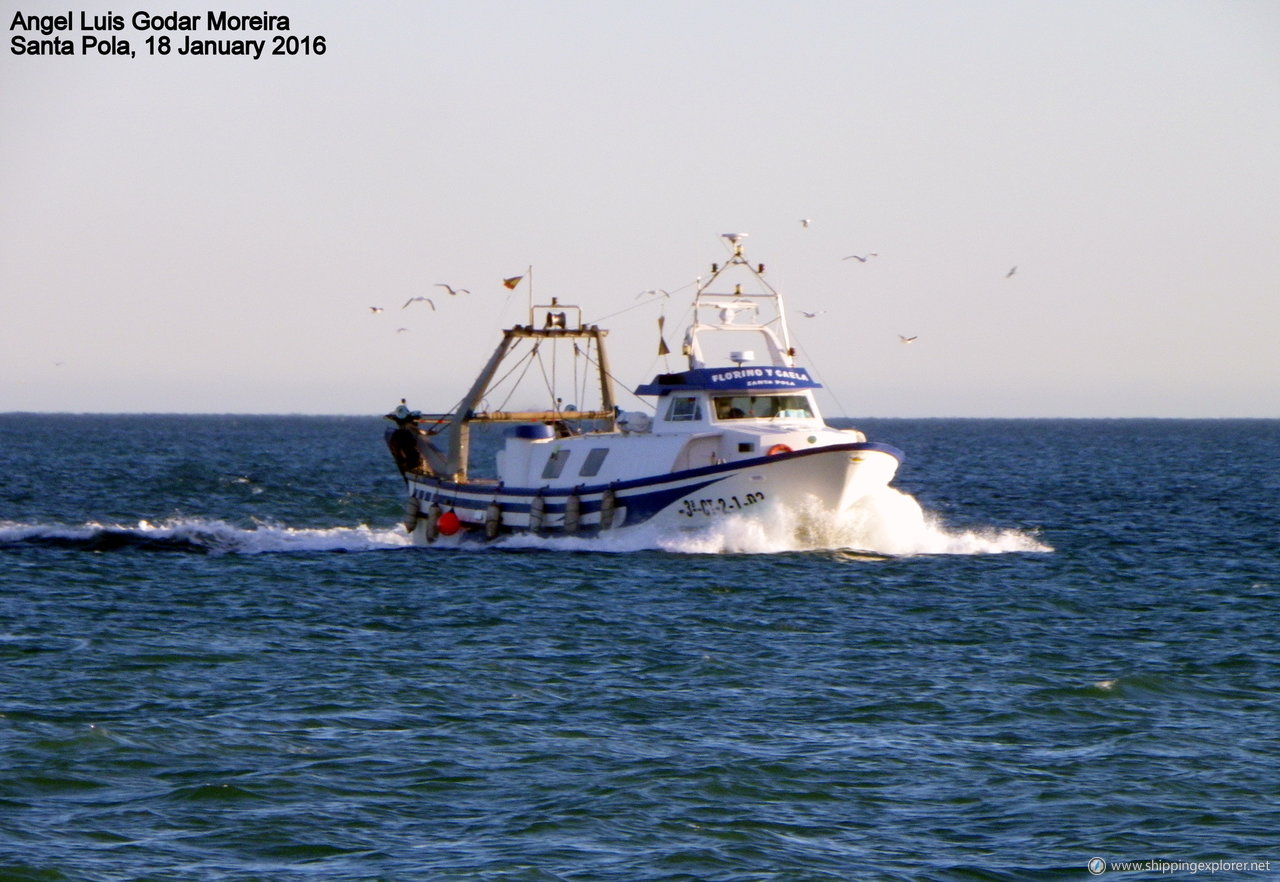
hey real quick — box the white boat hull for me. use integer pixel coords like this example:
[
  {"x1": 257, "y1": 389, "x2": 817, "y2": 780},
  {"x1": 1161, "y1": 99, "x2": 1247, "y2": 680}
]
[{"x1": 402, "y1": 442, "x2": 902, "y2": 543}]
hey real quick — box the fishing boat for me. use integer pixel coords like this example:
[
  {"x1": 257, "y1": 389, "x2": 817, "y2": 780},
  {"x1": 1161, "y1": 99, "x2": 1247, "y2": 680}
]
[{"x1": 385, "y1": 234, "x2": 903, "y2": 543}]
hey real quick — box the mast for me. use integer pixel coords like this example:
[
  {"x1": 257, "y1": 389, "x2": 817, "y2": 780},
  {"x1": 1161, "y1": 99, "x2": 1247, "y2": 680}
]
[
  {"x1": 444, "y1": 304, "x2": 619, "y2": 483},
  {"x1": 446, "y1": 331, "x2": 517, "y2": 481},
  {"x1": 683, "y1": 233, "x2": 797, "y2": 370},
  {"x1": 591, "y1": 325, "x2": 616, "y2": 416}
]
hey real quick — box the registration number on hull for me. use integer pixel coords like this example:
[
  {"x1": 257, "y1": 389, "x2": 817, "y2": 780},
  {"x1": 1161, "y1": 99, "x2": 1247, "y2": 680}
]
[{"x1": 676, "y1": 491, "x2": 766, "y2": 518}]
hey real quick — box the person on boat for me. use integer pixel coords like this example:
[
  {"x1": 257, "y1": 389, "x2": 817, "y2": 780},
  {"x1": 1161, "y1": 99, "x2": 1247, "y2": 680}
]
[
  {"x1": 386, "y1": 399, "x2": 424, "y2": 473},
  {"x1": 714, "y1": 397, "x2": 748, "y2": 420}
]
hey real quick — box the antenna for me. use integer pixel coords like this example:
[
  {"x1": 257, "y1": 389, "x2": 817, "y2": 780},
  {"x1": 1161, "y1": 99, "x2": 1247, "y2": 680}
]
[{"x1": 721, "y1": 232, "x2": 749, "y2": 256}]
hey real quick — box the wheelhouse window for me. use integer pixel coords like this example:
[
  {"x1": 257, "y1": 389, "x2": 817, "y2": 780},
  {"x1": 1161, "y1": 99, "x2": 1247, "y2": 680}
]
[
  {"x1": 579, "y1": 448, "x2": 609, "y2": 477},
  {"x1": 665, "y1": 396, "x2": 702, "y2": 422},
  {"x1": 713, "y1": 394, "x2": 814, "y2": 420},
  {"x1": 541, "y1": 448, "x2": 570, "y2": 479}
]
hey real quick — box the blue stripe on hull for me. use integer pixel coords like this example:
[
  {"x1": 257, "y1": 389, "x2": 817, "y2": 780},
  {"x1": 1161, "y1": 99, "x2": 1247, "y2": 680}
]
[
  {"x1": 408, "y1": 476, "x2": 725, "y2": 525},
  {"x1": 404, "y1": 441, "x2": 902, "y2": 537}
]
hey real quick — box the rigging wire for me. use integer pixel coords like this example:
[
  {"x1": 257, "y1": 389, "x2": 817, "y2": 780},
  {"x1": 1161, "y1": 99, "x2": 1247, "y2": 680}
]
[
  {"x1": 585, "y1": 276, "x2": 698, "y2": 326},
  {"x1": 423, "y1": 338, "x2": 532, "y2": 430},
  {"x1": 489, "y1": 341, "x2": 542, "y2": 413},
  {"x1": 572, "y1": 342, "x2": 588, "y2": 412},
  {"x1": 790, "y1": 334, "x2": 849, "y2": 419},
  {"x1": 534, "y1": 340, "x2": 558, "y2": 409},
  {"x1": 574, "y1": 340, "x2": 658, "y2": 414},
  {"x1": 572, "y1": 341, "x2": 581, "y2": 410}
]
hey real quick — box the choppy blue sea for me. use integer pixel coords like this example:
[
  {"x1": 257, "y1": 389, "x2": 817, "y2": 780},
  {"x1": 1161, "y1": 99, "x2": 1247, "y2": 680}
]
[{"x1": 2, "y1": 414, "x2": 1278, "y2": 881}]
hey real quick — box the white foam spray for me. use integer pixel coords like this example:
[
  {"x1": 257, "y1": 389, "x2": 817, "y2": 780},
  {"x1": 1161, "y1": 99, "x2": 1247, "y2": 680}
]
[
  {"x1": 1, "y1": 486, "x2": 1048, "y2": 557},
  {"x1": 803, "y1": 486, "x2": 1051, "y2": 556},
  {"x1": 487, "y1": 486, "x2": 1050, "y2": 556}
]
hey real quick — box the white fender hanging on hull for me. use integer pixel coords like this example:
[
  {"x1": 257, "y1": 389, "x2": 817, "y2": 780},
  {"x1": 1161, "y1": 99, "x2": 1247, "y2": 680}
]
[
  {"x1": 423, "y1": 502, "x2": 441, "y2": 542},
  {"x1": 484, "y1": 501, "x2": 502, "y2": 540},
  {"x1": 599, "y1": 487, "x2": 617, "y2": 531},
  {"x1": 564, "y1": 494, "x2": 581, "y2": 533}
]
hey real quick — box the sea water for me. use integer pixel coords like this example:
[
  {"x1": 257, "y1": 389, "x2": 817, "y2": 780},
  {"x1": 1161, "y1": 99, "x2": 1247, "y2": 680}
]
[{"x1": 1, "y1": 415, "x2": 1277, "y2": 880}]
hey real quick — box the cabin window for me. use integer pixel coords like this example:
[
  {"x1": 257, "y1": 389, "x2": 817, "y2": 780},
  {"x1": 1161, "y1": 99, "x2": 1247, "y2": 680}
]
[
  {"x1": 541, "y1": 448, "x2": 570, "y2": 479},
  {"x1": 713, "y1": 394, "x2": 814, "y2": 420},
  {"x1": 579, "y1": 448, "x2": 609, "y2": 477},
  {"x1": 665, "y1": 396, "x2": 702, "y2": 422},
  {"x1": 771, "y1": 395, "x2": 814, "y2": 418}
]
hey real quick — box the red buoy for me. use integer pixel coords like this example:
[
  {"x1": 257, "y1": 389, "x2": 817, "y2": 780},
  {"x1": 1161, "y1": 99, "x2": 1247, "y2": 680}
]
[{"x1": 436, "y1": 510, "x2": 461, "y2": 536}]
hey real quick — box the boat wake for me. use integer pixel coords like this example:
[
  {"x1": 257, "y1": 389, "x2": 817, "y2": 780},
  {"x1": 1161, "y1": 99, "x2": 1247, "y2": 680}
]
[
  {"x1": 0, "y1": 519, "x2": 413, "y2": 555},
  {"x1": 0, "y1": 488, "x2": 1048, "y2": 557}
]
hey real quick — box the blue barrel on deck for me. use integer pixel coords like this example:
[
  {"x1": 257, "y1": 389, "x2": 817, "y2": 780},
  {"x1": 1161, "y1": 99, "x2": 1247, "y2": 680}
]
[{"x1": 508, "y1": 424, "x2": 556, "y2": 440}]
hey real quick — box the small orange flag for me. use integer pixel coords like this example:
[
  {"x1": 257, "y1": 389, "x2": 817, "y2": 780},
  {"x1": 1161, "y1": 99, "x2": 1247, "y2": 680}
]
[{"x1": 503, "y1": 275, "x2": 523, "y2": 290}]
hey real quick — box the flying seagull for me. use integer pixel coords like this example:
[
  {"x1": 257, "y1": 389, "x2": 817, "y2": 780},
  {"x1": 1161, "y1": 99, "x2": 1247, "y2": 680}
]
[
  {"x1": 798, "y1": 310, "x2": 826, "y2": 318},
  {"x1": 1006, "y1": 266, "x2": 1017, "y2": 278},
  {"x1": 635, "y1": 288, "x2": 670, "y2": 299},
  {"x1": 402, "y1": 296, "x2": 435, "y2": 310},
  {"x1": 898, "y1": 335, "x2": 918, "y2": 344},
  {"x1": 435, "y1": 284, "x2": 470, "y2": 296},
  {"x1": 369, "y1": 306, "x2": 384, "y2": 314},
  {"x1": 843, "y1": 252, "x2": 879, "y2": 262},
  {"x1": 396, "y1": 327, "x2": 409, "y2": 333},
  {"x1": 800, "y1": 218, "x2": 812, "y2": 228}
]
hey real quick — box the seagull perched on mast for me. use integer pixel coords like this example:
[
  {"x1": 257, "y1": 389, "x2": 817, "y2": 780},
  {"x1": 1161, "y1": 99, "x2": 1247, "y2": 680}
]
[
  {"x1": 435, "y1": 283, "x2": 470, "y2": 296},
  {"x1": 402, "y1": 296, "x2": 435, "y2": 310}
]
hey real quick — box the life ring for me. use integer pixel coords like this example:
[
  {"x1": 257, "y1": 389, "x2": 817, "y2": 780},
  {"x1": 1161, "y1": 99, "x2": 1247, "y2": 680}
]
[{"x1": 767, "y1": 443, "x2": 793, "y2": 456}]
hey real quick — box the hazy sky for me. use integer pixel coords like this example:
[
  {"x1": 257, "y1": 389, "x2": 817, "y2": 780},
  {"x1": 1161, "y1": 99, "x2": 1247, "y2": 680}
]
[{"x1": 3, "y1": 0, "x2": 1277, "y2": 417}]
